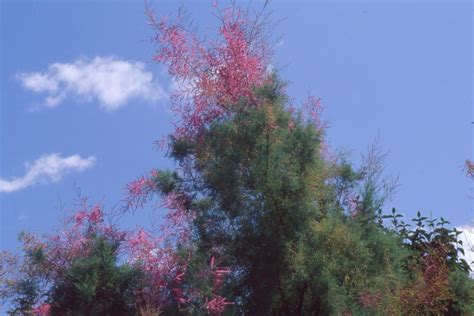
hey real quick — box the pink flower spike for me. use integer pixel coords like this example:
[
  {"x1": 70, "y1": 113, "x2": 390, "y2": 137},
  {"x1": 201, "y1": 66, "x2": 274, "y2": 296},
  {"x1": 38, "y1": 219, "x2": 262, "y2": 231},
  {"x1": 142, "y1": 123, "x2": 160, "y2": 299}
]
[
  {"x1": 89, "y1": 205, "x2": 103, "y2": 223},
  {"x1": 123, "y1": 173, "x2": 156, "y2": 211},
  {"x1": 33, "y1": 303, "x2": 51, "y2": 316},
  {"x1": 210, "y1": 256, "x2": 215, "y2": 270}
]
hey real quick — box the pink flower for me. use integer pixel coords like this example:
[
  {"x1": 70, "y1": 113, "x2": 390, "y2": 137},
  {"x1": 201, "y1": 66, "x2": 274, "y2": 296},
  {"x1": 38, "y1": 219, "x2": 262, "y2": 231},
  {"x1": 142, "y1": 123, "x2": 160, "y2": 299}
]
[
  {"x1": 303, "y1": 95, "x2": 325, "y2": 132},
  {"x1": 200, "y1": 256, "x2": 232, "y2": 314},
  {"x1": 33, "y1": 303, "x2": 51, "y2": 316},
  {"x1": 89, "y1": 205, "x2": 103, "y2": 223},
  {"x1": 123, "y1": 174, "x2": 156, "y2": 210},
  {"x1": 287, "y1": 119, "x2": 295, "y2": 131},
  {"x1": 148, "y1": 2, "x2": 270, "y2": 141},
  {"x1": 205, "y1": 296, "x2": 233, "y2": 314},
  {"x1": 74, "y1": 210, "x2": 87, "y2": 225}
]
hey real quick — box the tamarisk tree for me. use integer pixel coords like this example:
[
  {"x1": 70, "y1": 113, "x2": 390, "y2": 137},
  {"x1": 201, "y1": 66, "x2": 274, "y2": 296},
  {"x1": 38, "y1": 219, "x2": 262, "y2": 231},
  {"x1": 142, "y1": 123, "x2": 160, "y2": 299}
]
[{"x1": 1, "y1": 2, "x2": 473, "y2": 315}]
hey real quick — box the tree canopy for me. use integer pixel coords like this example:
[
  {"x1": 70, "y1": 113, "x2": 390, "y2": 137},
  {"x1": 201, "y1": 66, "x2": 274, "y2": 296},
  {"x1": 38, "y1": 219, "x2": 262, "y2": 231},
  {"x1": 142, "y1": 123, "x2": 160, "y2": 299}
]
[{"x1": 1, "y1": 2, "x2": 473, "y2": 315}]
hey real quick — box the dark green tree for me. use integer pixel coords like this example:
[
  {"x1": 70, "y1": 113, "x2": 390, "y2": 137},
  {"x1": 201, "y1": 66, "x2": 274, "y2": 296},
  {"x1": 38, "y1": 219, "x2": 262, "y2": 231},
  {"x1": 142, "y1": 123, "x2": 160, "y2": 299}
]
[{"x1": 48, "y1": 236, "x2": 142, "y2": 316}]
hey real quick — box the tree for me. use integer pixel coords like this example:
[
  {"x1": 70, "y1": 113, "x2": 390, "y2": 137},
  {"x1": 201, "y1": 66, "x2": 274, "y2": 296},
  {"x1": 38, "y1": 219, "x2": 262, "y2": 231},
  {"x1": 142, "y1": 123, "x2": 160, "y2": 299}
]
[
  {"x1": 137, "y1": 1, "x2": 474, "y2": 313},
  {"x1": 1, "y1": 201, "x2": 143, "y2": 315},
  {"x1": 1, "y1": 1, "x2": 473, "y2": 315}
]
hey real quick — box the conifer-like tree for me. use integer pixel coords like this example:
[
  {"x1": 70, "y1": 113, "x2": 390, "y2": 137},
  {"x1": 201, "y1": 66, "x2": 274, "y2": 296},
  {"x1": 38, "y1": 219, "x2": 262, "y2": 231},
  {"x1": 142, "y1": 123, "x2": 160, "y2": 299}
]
[{"x1": 1, "y1": 2, "x2": 473, "y2": 315}]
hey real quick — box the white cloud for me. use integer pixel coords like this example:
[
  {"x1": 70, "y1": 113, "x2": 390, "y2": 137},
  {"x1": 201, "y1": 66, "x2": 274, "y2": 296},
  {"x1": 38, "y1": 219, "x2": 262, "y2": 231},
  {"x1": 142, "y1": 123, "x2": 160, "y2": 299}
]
[
  {"x1": 0, "y1": 153, "x2": 96, "y2": 193},
  {"x1": 17, "y1": 56, "x2": 168, "y2": 111},
  {"x1": 457, "y1": 224, "x2": 474, "y2": 277}
]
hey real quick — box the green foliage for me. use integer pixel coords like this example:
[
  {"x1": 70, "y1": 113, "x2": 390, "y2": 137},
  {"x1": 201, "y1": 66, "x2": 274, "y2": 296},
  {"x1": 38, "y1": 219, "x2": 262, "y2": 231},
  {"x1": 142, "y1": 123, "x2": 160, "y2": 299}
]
[
  {"x1": 8, "y1": 279, "x2": 39, "y2": 315},
  {"x1": 3, "y1": 75, "x2": 473, "y2": 315},
  {"x1": 155, "y1": 170, "x2": 179, "y2": 195},
  {"x1": 157, "y1": 77, "x2": 474, "y2": 314},
  {"x1": 170, "y1": 83, "x2": 327, "y2": 313},
  {"x1": 294, "y1": 215, "x2": 407, "y2": 315},
  {"x1": 449, "y1": 269, "x2": 474, "y2": 314},
  {"x1": 48, "y1": 237, "x2": 142, "y2": 316},
  {"x1": 2, "y1": 234, "x2": 143, "y2": 316}
]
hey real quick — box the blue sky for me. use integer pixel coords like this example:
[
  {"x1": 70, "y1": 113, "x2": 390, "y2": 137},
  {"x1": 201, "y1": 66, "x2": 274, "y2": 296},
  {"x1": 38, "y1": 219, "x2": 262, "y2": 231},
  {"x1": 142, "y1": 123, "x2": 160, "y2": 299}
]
[{"x1": 1, "y1": 0, "x2": 473, "y2": 263}]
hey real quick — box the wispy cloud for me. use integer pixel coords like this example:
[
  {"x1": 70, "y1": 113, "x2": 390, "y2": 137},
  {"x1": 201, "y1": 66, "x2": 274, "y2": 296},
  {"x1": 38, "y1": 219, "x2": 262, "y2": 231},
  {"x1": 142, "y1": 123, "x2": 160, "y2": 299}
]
[
  {"x1": 0, "y1": 153, "x2": 96, "y2": 193},
  {"x1": 458, "y1": 224, "x2": 474, "y2": 276},
  {"x1": 17, "y1": 56, "x2": 168, "y2": 111}
]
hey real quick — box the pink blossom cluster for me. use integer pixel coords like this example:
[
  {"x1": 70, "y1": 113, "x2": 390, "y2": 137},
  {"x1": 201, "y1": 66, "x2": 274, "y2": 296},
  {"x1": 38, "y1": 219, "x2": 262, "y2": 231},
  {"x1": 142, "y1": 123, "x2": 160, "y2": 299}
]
[
  {"x1": 32, "y1": 303, "x2": 51, "y2": 316},
  {"x1": 302, "y1": 95, "x2": 325, "y2": 132},
  {"x1": 126, "y1": 228, "x2": 191, "y2": 308},
  {"x1": 161, "y1": 192, "x2": 194, "y2": 242},
  {"x1": 126, "y1": 229, "x2": 235, "y2": 313},
  {"x1": 123, "y1": 170, "x2": 158, "y2": 210},
  {"x1": 204, "y1": 256, "x2": 233, "y2": 314},
  {"x1": 17, "y1": 201, "x2": 126, "y2": 314},
  {"x1": 74, "y1": 204, "x2": 103, "y2": 226},
  {"x1": 123, "y1": 184, "x2": 197, "y2": 308},
  {"x1": 148, "y1": 4, "x2": 270, "y2": 140},
  {"x1": 123, "y1": 181, "x2": 233, "y2": 313},
  {"x1": 39, "y1": 202, "x2": 124, "y2": 279}
]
